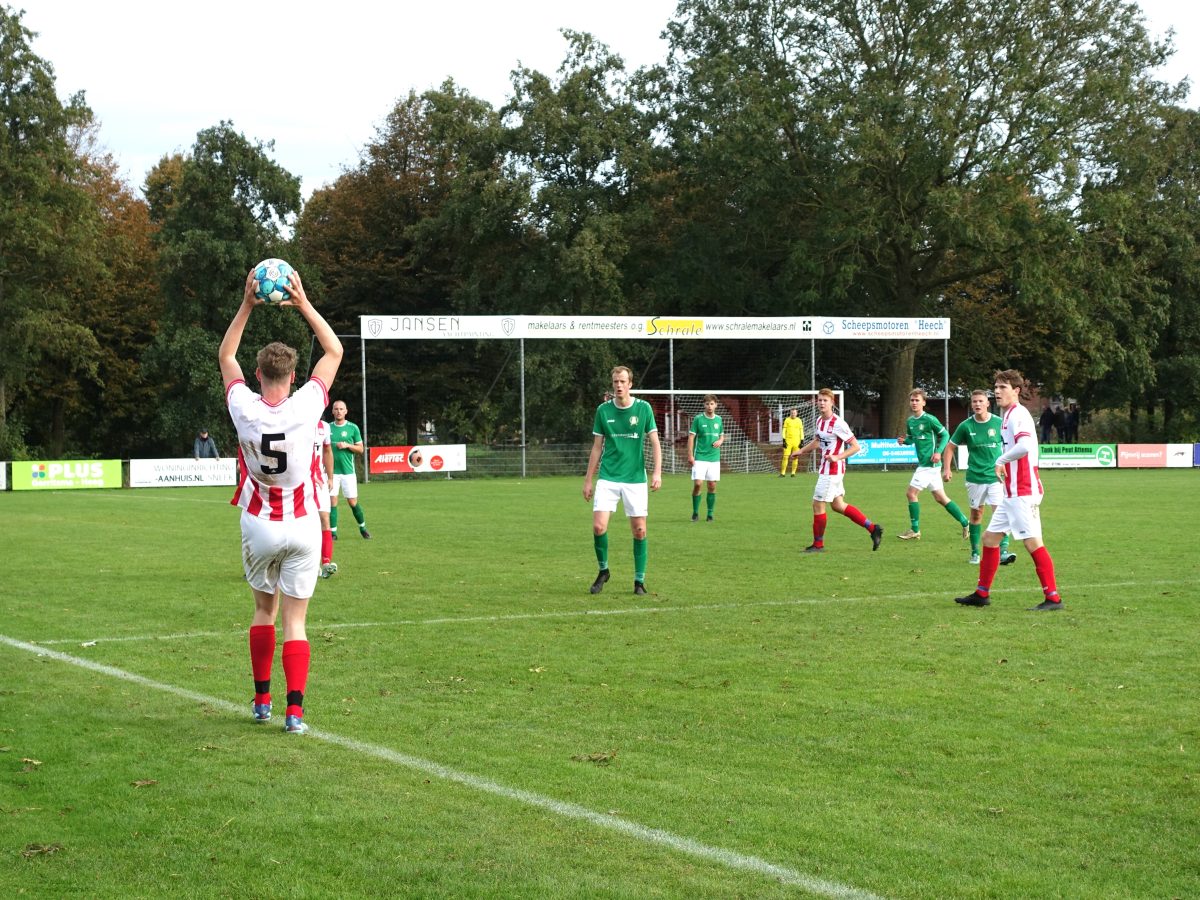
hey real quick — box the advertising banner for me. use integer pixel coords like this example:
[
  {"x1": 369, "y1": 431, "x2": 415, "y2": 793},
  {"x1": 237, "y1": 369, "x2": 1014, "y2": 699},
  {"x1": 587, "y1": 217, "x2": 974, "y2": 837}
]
[
  {"x1": 1165, "y1": 444, "x2": 1193, "y2": 468},
  {"x1": 130, "y1": 458, "x2": 238, "y2": 488},
  {"x1": 1118, "y1": 444, "x2": 1168, "y2": 468},
  {"x1": 1195, "y1": 444, "x2": 1200, "y2": 468},
  {"x1": 0, "y1": 463, "x2": 6, "y2": 491},
  {"x1": 12, "y1": 459, "x2": 123, "y2": 490},
  {"x1": 361, "y1": 315, "x2": 951, "y2": 342},
  {"x1": 1038, "y1": 444, "x2": 1117, "y2": 469},
  {"x1": 370, "y1": 444, "x2": 467, "y2": 474},
  {"x1": 848, "y1": 439, "x2": 918, "y2": 466}
]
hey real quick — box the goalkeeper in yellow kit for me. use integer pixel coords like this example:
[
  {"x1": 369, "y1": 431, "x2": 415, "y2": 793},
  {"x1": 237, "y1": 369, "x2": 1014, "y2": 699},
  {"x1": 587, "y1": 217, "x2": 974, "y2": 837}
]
[{"x1": 780, "y1": 408, "x2": 804, "y2": 476}]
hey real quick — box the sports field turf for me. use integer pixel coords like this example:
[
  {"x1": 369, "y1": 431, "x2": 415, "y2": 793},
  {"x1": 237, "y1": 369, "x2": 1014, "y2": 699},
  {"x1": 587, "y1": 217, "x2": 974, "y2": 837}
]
[{"x1": 2, "y1": 469, "x2": 1197, "y2": 898}]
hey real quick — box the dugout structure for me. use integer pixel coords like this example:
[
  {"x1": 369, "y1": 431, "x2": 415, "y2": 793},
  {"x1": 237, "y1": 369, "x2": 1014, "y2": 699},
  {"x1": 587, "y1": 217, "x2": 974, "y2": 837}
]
[{"x1": 356, "y1": 315, "x2": 951, "y2": 478}]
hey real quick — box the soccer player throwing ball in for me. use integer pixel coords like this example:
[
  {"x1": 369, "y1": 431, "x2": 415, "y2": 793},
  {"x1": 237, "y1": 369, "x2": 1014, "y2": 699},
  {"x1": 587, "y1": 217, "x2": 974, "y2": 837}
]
[
  {"x1": 687, "y1": 394, "x2": 724, "y2": 522},
  {"x1": 955, "y1": 370, "x2": 1063, "y2": 610},
  {"x1": 942, "y1": 389, "x2": 1016, "y2": 566},
  {"x1": 794, "y1": 388, "x2": 883, "y2": 553},
  {"x1": 220, "y1": 267, "x2": 343, "y2": 733},
  {"x1": 583, "y1": 366, "x2": 663, "y2": 595},
  {"x1": 895, "y1": 388, "x2": 970, "y2": 541}
]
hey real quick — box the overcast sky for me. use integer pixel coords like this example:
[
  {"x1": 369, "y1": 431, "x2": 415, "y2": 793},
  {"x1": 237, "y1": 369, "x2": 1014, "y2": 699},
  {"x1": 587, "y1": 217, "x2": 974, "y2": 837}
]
[{"x1": 17, "y1": 0, "x2": 1199, "y2": 198}]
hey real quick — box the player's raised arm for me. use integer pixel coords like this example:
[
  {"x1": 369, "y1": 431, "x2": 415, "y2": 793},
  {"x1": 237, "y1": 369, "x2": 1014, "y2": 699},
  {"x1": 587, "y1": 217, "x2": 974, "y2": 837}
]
[
  {"x1": 218, "y1": 271, "x2": 261, "y2": 389},
  {"x1": 284, "y1": 270, "x2": 343, "y2": 389}
]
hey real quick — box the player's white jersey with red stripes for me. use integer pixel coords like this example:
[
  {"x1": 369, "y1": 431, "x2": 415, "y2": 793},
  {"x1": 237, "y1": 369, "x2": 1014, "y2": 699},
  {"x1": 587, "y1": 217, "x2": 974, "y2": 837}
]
[
  {"x1": 1000, "y1": 402, "x2": 1044, "y2": 498},
  {"x1": 313, "y1": 420, "x2": 332, "y2": 487},
  {"x1": 227, "y1": 377, "x2": 329, "y2": 520},
  {"x1": 815, "y1": 414, "x2": 855, "y2": 475}
]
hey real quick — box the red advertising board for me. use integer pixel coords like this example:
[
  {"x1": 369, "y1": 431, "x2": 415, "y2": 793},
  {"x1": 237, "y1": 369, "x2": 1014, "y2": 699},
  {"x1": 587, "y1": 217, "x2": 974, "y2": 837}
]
[
  {"x1": 1117, "y1": 444, "x2": 1167, "y2": 468},
  {"x1": 369, "y1": 444, "x2": 466, "y2": 474}
]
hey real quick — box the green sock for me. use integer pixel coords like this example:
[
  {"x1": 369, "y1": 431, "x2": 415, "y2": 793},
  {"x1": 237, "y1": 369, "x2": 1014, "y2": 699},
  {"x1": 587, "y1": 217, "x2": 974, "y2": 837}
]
[
  {"x1": 970, "y1": 523, "x2": 982, "y2": 554},
  {"x1": 330, "y1": 506, "x2": 338, "y2": 533},
  {"x1": 706, "y1": 492, "x2": 716, "y2": 516},
  {"x1": 945, "y1": 500, "x2": 968, "y2": 527},
  {"x1": 908, "y1": 501, "x2": 920, "y2": 532},
  {"x1": 594, "y1": 533, "x2": 609, "y2": 570},
  {"x1": 633, "y1": 537, "x2": 647, "y2": 582},
  {"x1": 1000, "y1": 534, "x2": 1011, "y2": 554},
  {"x1": 351, "y1": 503, "x2": 366, "y2": 529},
  {"x1": 692, "y1": 494, "x2": 701, "y2": 516}
]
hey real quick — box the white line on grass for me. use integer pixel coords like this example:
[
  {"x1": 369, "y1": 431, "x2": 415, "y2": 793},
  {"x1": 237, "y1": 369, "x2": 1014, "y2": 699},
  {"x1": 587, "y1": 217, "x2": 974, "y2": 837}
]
[
  {"x1": 28, "y1": 577, "x2": 1194, "y2": 647},
  {"x1": 0, "y1": 632, "x2": 885, "y2": 900}
]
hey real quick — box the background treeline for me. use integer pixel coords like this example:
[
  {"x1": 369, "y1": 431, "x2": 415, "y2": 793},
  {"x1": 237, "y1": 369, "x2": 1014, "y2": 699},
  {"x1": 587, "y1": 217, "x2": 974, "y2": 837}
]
[{"x1": 2, "y1": 0, "x2": 1198, "y2": 460}]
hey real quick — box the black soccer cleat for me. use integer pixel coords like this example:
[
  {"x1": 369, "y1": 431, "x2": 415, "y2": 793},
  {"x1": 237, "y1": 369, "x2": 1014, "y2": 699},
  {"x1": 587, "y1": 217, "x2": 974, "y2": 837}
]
[
  {"x1": 691, "y1": 514, "x2": 699, "y2": 522},
  {"x1": 633, "y1": 580, "x2": 647, "y2": 596},
  {"x1": 706, "y1": 515, "x2": 713, "y2": 522},
  {"x1": 803, "y1": 544, "x2": 825, "y2": 554},
  {"x1": 1000, "y1": 552, "x2": 1017, "y2": 566},
  {"x1": 955, "y1": 591, "x2": 991, "y2": 607},
  {"x1": 1028, "y1": 599, "x2": 1063, "y2": 611},
  {"x1": 360, "y1": 529, "x2": 372, "y2": 540},
  {"x1": 871, "y1": 524, "x2": 884, "y2": 551},
  {"x1": 589, "y1": 569, "x2": 610, "y2": 594}
]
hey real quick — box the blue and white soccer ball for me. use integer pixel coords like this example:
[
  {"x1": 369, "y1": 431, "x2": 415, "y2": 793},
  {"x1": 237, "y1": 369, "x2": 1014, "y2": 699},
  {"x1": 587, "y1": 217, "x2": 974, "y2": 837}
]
[{"x1": 253, "y1": 258, "x2": 295, "y2": 303}]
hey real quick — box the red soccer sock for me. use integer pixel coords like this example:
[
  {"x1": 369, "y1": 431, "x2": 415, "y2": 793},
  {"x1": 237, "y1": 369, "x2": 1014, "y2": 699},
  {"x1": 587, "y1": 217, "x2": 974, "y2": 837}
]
[
  {"x1": 249, "y1": 625, "x2": 276, "y2": 704},
  {"x1": 812, "y1": 513, "x2": 827, "y2": 547},
  {"x1": 282, "y1": 640, "x2": 311, "y2": 718},
  {"x1": 977, "y1": 546, "x2": 1001, "y2": 596},
  {"x1": 1031, "y1": 546, "x2": 1060, "y2": 601},
  {"x1": 841, "y1": 505, "x2": 868, "y2": 528},
  {"x1": 321, "y1": 529, "x2": 333, "y2": 565}
]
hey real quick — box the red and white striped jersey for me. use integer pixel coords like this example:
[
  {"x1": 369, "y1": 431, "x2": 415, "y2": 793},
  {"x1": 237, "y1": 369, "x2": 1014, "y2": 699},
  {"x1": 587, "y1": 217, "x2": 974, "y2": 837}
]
[
  {"x1": 815, "y1": 414, "x2": 855, "y2": 476},
  {"x1": 312, "y1": 420, "x2": 332, "y2": 487},
  {"x1": 227, "y1": 377, "x2": 330, "y2": 520},
  {"x1": 1000, "y1": 402, "x2": 1044, "y2": 498}
]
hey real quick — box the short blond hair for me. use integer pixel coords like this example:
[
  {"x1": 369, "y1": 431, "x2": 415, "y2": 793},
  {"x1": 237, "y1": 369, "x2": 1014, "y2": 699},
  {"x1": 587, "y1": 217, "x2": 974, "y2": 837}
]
[
  {"x1": 817, "y1": 387, "x2": 836, "y2": 401},
  {"x1": 257, "y1": 342, "x2": 298, "y2": 382},
  {"x1": 909, "y1": 388, "x2": 926, "y2": 400},
  {"x1": 611, "y1": 365, "x2": 633, "y2": 383}
]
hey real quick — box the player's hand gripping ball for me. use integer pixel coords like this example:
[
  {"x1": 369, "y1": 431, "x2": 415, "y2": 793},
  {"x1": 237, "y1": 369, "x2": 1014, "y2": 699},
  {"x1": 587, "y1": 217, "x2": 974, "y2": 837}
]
[{"x1": 253, "y1": 258, "x2": 295, "y2": 303}]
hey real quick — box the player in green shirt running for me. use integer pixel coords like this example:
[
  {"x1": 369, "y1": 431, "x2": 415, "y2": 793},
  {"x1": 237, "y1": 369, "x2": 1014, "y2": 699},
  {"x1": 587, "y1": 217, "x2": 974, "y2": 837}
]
[
  {"x1": 582, "y1": 366, "x2": 663, "y2": 596},
  {"x1": 895, "y1": 388, "x2": 969, "y2": 541},
  {"x1": 328, "y1": 400, "x2": 371, "y2": 540},
  {"x1": 687, "y1": 394, "x2": 725, "y2": 522},
  {"x1": 942, "y1": 389, "x2": 1015, "y2": 565}
]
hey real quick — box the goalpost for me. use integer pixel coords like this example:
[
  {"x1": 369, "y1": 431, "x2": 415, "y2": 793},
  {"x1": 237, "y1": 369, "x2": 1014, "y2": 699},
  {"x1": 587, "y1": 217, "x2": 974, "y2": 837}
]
[{"x1": 637, "y1": 389, "x2": 843, "y2": 475}]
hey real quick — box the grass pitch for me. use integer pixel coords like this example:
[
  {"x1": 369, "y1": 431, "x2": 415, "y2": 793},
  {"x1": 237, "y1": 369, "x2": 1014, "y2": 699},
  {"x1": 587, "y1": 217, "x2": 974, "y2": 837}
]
[{"x1": 1, "y1": 469, "x2": 1197, "y2": 898}]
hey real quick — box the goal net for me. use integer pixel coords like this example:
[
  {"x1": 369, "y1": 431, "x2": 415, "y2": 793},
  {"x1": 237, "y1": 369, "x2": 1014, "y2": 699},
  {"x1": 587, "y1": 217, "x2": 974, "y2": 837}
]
[{"x1": 635, "y1": 390, "x2": 844, "y2": 475}]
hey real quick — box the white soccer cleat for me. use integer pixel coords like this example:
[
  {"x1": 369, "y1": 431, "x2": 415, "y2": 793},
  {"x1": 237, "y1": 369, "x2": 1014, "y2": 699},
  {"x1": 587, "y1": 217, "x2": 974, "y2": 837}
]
[{"x1": 320, "y1": 562, "x2": 338, "y2": 579}]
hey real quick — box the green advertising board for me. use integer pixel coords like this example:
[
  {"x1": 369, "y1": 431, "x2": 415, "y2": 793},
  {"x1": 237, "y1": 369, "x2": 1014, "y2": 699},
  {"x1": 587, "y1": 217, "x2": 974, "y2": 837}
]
[
  {"x1": 11, "y1": 460, "x2": 123, "y2": 490},
  {"x1": 1038, "y1": 444, "x2": 1117, "y2": 469}
]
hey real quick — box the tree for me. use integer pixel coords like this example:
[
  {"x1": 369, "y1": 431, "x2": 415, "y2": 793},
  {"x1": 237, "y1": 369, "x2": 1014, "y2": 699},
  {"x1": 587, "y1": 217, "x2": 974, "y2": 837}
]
[
  {"x1": 656, "y1": 0, "x2": 1179, "y2": 434},
  {"x1": 145, "y1": 122, "x2": 303, "y2": 453},
  {"x1": 0, "y1": 5, "x2": 101, "y2": 455}
]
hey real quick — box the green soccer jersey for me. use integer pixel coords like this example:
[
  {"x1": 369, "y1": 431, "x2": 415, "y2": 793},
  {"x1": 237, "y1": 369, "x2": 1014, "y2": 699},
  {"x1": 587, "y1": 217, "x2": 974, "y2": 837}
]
[
  {"x1": 689, "y1": 412, "x2": 722, "y2": 462},
  {"x1": 905, "y1": 412, "x2": 950, "y2": 466},
  {"x1": 593, "y1": 398, "x2": 657, "y2": 484},
  {"x1": 328, "y1": 420, "x2": 363, "y2": 475},
  {"x1": 949, "y1": 414, "x2": 1003, "y2": 484}
]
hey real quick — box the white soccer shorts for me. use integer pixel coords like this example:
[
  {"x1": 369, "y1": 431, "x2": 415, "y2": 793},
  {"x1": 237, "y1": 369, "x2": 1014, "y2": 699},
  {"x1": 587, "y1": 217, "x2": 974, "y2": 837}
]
[
  {"x1": 330, "y1": 471, "x2": 358, "y2": 500},
  {"x1": 240, "y1": 511, "x2": 321, "y2": 599},
  {"x1": 691, "y1": 460, "x2": 721, "y2": 482},
  {"x1": 966, "y1": 481, "x2": 1005, "y2": 511},
  {"x1": 986, "y1": 496, "x2": 1043, "y2": 542},
  {"x1": 593, "y1": 479, "x2": 650, "y2": 517},
  {"x1": 908, "y1": 465, "x2": 944, "y2": 492},
  {"x1": 812, "y1": 473, "x2": 847, "y2": 503}
]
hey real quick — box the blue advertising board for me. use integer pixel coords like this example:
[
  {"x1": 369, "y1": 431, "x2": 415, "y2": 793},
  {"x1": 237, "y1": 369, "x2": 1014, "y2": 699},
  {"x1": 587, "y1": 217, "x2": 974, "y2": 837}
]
[{"x1": 849, "y1": 439, "x2": 918, "y2": 466}]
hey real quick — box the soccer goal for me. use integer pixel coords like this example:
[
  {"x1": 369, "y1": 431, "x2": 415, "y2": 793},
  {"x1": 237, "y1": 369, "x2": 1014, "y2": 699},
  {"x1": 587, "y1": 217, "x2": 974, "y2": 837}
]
[{"x1": 636, "y1": 389, "x2": 844, "y2": 475}]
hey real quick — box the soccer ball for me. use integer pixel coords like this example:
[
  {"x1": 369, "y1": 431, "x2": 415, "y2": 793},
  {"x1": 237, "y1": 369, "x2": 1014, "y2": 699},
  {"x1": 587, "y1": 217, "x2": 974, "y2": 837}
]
[{"x1": 253, "y1": 258, "x2": 294, "y2": 303}]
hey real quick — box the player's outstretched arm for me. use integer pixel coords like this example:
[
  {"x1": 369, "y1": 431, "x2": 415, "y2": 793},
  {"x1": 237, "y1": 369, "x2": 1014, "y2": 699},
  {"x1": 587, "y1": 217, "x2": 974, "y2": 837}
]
[
  {"x1": 284, "y1": 270, "x2": 343, "y2": 389},
  {"x1": 218, "y1": 272, "x2": 261, "y2": 389},
  {"x1": 648, "y1": 430, "x2": 662, "y2": 491}
]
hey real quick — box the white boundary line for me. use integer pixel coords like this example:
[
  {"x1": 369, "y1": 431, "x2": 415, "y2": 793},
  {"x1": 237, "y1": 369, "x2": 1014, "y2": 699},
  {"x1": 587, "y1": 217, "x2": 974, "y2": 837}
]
[
  {"x1": 0, "y1": 632, "x2": 884, "y2": 900},
  {"x1": 26, "y1": 578, "x2": 1195, "y2": 647}
]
